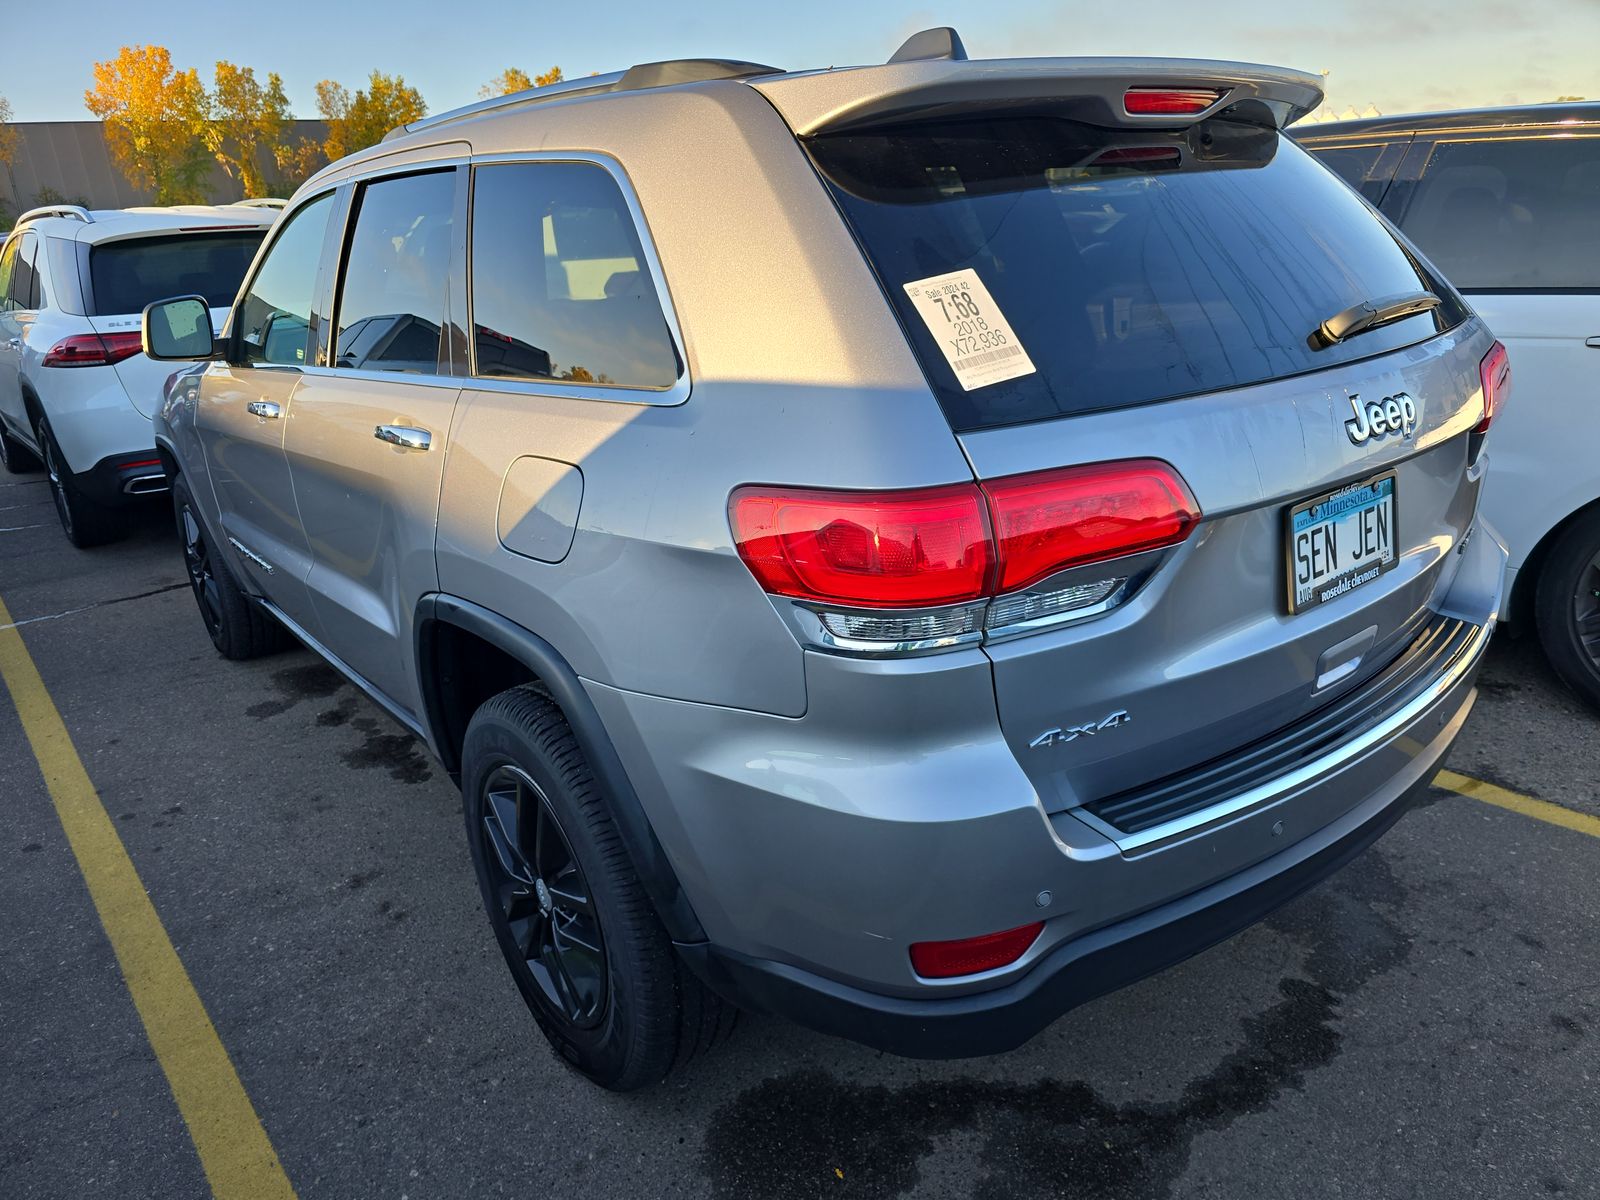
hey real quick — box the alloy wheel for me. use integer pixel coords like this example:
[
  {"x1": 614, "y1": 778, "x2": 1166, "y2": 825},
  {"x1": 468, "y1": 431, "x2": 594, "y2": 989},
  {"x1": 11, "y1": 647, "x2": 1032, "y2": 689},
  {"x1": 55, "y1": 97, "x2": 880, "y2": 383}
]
[
  {"x1": 41, "y1": 433, "x2": 72, "y2": 539},
  {"x1": 181, "y1": 506, "x2": 225, "y2": 637},
  {"x1": 1575, "y1": 550, "x2": 1600, "y2": 669},
  {"x1": 479, "y1": 764, "x2": 608, "y2": 1028}
]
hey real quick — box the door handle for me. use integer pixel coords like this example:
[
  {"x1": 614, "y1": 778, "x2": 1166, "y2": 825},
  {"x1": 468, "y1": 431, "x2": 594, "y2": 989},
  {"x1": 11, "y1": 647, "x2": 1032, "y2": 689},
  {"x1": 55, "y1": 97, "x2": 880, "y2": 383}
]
[
  {"x1": 374, "y1": 424, "x2": 432, "y2": 450},
  {"x1": 3, "y1": 338, "x2": 20, "y2": 351},
  {"x1": 246, "y1": 400, "x2": 281, "y2": 419},
  {"x1": 1586, "y1": 336, "x2": 1600, "y2": 349}
]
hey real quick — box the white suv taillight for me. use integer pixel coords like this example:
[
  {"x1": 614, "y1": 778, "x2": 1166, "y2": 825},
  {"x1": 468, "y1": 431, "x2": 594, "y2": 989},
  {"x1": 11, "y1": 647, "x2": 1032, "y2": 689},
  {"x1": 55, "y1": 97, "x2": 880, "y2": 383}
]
[
  {"x1": 41, "y1": 332, "x2": 143, "y2": 368},
  {"x1": 1476, "y1": 340, "x2": 1510, "y2": 435},
  {"x1": 729, "y1": 460, "x2": 1199, "y2": 651}
]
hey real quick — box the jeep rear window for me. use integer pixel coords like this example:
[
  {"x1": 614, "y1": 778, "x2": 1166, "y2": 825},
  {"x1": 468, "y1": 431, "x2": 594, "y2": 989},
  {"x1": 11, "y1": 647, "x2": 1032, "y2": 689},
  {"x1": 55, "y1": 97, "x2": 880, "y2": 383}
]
[
  {"x1": 809, "y1": 115, "x2": 1463, "y2": 432},
  {"x1": 89, "y1": 231, "x2": 266, "y2": 316}
]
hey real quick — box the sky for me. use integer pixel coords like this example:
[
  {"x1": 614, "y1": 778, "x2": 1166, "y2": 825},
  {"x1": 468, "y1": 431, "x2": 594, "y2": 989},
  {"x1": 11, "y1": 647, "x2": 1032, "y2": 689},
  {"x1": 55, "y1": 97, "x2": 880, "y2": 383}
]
[{"x1": 6, "y1": 0, "x2": 1598, "y2": 123}]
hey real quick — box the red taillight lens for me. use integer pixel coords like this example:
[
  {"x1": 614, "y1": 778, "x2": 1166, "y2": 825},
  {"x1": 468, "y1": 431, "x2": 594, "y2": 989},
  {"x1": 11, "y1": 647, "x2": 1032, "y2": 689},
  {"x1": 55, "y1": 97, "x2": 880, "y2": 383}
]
[
  {"x1": 41, "y1": 332, "x2": 143, "y2": 368},
  {"x1": 1123, "y1": 87, "x2": 1224, "y2": 116},
  {"x1": 731, "y1": 461, "x2": 1200, "y2": 610},
  {"x1": 910, "y1": 922, "x2": 1044, "y2": 979},
  {"x1": 982, "y1": 460, "x2": 1199, "y2": 593},
  {"x1": 1477, "y1": 340, "x2": 1510, "y2": 435},
  {"x1": 728, "y1": 484, "x2": 994, "y2": 608}
]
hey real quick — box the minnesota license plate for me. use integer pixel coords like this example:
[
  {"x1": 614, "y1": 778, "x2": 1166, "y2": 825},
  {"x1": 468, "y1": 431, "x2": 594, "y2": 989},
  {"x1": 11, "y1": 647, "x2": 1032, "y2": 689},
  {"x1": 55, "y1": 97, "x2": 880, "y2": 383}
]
[{"x1": 1286, "y1": 472, "x2": 1397, "y2": 613}]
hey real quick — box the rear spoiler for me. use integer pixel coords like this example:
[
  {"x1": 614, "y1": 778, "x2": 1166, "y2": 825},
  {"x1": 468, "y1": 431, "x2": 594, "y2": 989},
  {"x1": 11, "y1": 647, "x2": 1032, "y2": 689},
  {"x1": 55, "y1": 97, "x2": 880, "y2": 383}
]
[{"x1": 750, "y1": 57, "x2": 1324, "y2": 137}]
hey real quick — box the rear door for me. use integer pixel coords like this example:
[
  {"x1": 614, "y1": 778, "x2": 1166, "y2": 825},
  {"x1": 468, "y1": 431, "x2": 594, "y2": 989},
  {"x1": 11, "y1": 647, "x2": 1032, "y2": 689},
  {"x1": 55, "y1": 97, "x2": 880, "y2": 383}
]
[
  {"x1": 284, "y1": 167, "x2": 462, "y2": 719},
  {"x1": 1380, "y1": 127, "x2": 1600, "y2": 580},
  {"x1": 809, "y1": 112, "x2": 1489, "y2": 811}
]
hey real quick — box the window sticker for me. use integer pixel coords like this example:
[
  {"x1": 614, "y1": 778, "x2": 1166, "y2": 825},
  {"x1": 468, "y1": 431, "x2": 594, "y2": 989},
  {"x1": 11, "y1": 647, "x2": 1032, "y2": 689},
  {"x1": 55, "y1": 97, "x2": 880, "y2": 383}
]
[{"x1": 902, "y1": 268, "x2": 1036, "y2": 391}]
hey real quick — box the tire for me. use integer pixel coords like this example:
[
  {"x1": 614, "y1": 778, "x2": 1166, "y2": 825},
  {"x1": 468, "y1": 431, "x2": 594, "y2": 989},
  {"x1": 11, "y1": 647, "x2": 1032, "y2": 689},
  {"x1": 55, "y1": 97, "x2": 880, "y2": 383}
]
[
  {"x1": 1535, "y1": 508, "x2": 1600, "y2": 712},
  {"x1": 0, "y1": 422, "x2": 39, "y2": 474},
  {"x1": 172, "y1": 472, "x2": 289, "y2": 660},
  {"x1": 38, "y1": 419, "x2": 121, "y2": 547},
  {"x1": 462, "y1": 685, "x2": 736, "y2": 1091}
]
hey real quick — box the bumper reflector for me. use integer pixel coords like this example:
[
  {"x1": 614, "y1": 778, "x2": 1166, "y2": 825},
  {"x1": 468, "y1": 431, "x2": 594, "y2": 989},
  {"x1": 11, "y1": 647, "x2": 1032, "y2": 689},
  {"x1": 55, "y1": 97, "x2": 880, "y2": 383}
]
[{"x1": 910, "y1": 921, "x2": 1044, "y2": 978}]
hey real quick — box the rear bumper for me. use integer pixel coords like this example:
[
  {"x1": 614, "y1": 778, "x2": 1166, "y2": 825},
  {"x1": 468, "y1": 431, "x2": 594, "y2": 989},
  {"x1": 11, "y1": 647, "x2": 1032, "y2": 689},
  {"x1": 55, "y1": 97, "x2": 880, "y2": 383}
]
[
  {"x1": 682, "y1": 677, "x2": 1473, "y2": 1058},
  {"x1": 72, "y1": 450, "x2": 168, "y2": 506}
]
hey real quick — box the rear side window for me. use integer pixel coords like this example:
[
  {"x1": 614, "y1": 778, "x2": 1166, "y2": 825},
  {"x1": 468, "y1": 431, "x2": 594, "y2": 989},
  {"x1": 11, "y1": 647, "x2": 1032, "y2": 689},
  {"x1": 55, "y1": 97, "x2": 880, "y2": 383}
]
[
  {"x1": 0, "y1": 238, "x2": 16, "y2": 307},
  {"x1": 88, "y1": 231, "x2": 265, "y2": 315},
  {"x1": 236, "y1": 193, "x2": 336, "y2": 366},
  {"x1": 7, "y1": 232, "x2": 40, "y2": 311},
  {"x1": 468, "y1": 162, "x2": 681, "y2": 388},
  {"x1": 810, "y1": 116, "x2": 1460, "y2": 432},
  {"x1": 333, "y1": 170, "x2": 455, "y2": 375},
  {"x1": 1389, "y1": 134, "x2": 1600, "y2": 290}
]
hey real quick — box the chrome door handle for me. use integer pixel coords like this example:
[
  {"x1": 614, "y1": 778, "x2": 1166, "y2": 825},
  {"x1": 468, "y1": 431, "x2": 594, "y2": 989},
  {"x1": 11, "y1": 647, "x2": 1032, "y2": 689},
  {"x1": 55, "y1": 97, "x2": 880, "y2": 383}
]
[
  {"x1": 246, "y1": 400, "x2": 281, "y2": 419},
  {"x1": 374, "y1": 424, "x2": 431, "y2": 450},
  {"x1": 3, "y1": 338, "x2": 20, "y2": 351},
  {"x1": 1586, "y1": 336, "x2": 1600, "y2": 349}
]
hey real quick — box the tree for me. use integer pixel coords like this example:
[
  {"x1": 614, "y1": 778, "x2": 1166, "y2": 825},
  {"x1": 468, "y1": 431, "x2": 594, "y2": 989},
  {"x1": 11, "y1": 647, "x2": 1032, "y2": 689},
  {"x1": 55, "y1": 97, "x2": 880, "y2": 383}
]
[
  {"x1": 315, "y1": 71, "x2": 426, "y2": 161},
  {"x1": 0, "y1": 94, "x2": 17, "y2": 226},
  {"x1": 84, "y1": 45, "x2": 212, "y2": 204},
  {"x1": 479, "y1": 66, "x2": 563, "y2": 98},
  {"x1": 205, "y1": 62, "x2": 291, "y2": 199}
]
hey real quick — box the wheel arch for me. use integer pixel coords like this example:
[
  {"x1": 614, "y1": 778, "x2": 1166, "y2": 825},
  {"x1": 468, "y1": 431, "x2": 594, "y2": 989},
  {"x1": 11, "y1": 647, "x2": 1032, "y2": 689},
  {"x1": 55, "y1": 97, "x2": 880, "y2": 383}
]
[{"x1": 414, "y1": 594, "x2": 706, "y2": 944}]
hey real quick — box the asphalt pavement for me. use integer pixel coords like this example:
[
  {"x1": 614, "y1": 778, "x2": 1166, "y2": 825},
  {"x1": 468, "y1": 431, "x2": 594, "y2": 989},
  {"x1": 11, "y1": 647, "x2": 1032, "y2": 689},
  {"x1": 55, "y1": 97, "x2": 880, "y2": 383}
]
[{"x1": 3, "y1": 484, "x2": 1599, "y2": 1200}]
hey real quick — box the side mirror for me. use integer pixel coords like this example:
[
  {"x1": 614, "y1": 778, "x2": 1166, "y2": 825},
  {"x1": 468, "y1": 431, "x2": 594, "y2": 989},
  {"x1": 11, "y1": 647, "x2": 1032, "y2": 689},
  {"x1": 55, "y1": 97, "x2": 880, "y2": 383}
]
[{"x1": 142, "y1": 295, "x2": 218, "y2": 361}]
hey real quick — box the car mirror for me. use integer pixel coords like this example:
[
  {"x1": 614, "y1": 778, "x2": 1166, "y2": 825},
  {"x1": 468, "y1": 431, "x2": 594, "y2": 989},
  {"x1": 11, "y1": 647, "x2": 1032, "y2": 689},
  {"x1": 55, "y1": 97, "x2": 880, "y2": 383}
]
[{"x1": 142, "y1": 295, "x2": 218, "y2": 361}]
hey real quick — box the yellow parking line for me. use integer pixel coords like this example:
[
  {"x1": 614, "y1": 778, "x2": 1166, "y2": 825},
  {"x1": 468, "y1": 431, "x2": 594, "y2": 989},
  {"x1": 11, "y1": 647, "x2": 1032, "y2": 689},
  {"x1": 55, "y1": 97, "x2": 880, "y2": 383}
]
[
  {"x1": 1435, "y1": 768, "x2": 1600, "y2": 840},
  {"x1": 0, "y1": 594, "x2": 296, "y2": 1199}
]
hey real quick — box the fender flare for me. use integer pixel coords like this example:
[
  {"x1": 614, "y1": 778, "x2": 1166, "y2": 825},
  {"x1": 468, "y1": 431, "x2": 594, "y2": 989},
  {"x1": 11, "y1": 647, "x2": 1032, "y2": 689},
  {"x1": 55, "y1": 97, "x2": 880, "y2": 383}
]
[{"x1": 414, "y1": 594, "x2": 707, "y2": 945}]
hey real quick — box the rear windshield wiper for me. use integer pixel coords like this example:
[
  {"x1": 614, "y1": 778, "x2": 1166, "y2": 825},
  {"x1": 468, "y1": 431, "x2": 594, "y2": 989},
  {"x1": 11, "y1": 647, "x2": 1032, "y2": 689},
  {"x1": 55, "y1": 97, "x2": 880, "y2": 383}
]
[{"x1": 1308, "y1": 290, "x2": 1441, "y2": 350}]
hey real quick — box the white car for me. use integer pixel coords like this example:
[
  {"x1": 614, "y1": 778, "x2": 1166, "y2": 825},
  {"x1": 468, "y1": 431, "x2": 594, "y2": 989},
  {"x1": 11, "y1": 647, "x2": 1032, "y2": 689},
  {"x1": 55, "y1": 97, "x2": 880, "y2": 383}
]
[
  {"x1": 0, "y1": 201, "x2": 280, "y2": 546},
  {"x1": 1299, "y1": 104, "x2": 1600, "y2": 708}
]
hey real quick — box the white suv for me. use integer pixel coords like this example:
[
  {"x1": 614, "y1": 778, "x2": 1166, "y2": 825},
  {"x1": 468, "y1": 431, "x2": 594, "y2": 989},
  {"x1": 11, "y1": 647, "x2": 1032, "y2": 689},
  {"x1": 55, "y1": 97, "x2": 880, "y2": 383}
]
[{"x1": 0, "y1": 202, "x2": 279, "y2": 546}]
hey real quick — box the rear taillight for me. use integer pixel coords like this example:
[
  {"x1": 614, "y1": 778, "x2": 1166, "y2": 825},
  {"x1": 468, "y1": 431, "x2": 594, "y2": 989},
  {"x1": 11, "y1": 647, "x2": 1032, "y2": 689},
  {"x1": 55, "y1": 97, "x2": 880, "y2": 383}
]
[
  {"x1": 729, "y1": 460, "x2": 1199, "y2": 642},
  {"x1": 1477, "y1": 340, "x2": 1510, "y2": 435},
  {"x1": 910, "y1": 922, "x2": 1044, "y2": 978},
  {"x1": 983, "y1": 461, "x2": 1198, "y2": 593},
  {"x1": 41, "y1": 332, "x2": 143, "y2": 368},
  {"x1": 1123, "y1": 87, "x2": 1224, "y2": 116},
  {"x1": 728, "y1": 484, "x2": 993, "y2": 608}
]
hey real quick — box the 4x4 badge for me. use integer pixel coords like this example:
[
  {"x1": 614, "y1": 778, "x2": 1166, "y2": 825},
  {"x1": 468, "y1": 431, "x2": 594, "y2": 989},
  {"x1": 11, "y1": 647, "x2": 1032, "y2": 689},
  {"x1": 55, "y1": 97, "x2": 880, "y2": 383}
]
[
  {"x1": 1344, "y1": 391, "x2": 1419, "y2": 445},
  {"x1": 1030, "y1": 710, "x2": 1132, "y2": 749}
]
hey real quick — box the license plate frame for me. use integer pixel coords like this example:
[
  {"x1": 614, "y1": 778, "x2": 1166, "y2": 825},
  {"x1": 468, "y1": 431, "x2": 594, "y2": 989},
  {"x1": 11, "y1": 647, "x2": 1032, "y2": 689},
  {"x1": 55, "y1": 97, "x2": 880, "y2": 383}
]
[{"x1": 1285, "y1": 470, "x2": 1399, "y2": 614}]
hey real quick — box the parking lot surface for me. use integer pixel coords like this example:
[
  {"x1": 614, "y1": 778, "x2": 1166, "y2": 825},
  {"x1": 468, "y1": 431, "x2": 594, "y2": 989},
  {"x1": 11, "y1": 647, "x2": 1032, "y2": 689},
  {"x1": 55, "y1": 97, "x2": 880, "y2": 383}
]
[{"x1": 4, "y1": 487, "x2": 1600, "y2": 1200}]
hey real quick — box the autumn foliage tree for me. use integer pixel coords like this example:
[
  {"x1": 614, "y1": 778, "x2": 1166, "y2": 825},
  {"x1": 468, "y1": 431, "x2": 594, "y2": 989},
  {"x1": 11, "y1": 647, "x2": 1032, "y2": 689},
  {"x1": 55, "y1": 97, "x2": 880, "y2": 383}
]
[
  {"x1": 84, "y1": 45, "x2": 211, "y2": 204},
  {"x1": 479, "y1": 66, "x2": 564, "y2": 98},
  {"x1": 316, "y1": 72, "x2": 427, "y2": 160},
  {"x1": 204, "y1": 62, "x2": 292, "y2": 198}
]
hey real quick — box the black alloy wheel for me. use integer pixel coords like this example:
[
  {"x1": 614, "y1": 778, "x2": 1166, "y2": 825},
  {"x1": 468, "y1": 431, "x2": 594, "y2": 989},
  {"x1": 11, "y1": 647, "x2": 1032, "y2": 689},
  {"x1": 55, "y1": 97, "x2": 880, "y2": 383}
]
[
  {"x1": 479, "y1": 763, "x2": 608, "y2": 1028},
  {"x1": 180, "y1": 501, "x2": 226, "y2": 641}
]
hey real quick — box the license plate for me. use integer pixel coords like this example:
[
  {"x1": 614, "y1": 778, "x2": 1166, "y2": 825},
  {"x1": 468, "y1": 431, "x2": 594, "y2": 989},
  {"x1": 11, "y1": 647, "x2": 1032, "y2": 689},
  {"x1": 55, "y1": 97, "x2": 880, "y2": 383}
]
[{"x1": 1286, "y1": 472, "x2": 1397, "y2": 613}]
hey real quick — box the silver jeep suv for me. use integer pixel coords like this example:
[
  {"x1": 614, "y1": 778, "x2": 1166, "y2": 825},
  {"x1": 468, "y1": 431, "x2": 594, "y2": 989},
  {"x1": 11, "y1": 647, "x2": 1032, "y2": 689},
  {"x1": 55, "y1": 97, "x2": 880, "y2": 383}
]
[{"x1": 144, "y1": 29, "x2": 1507, "y2": 1090}]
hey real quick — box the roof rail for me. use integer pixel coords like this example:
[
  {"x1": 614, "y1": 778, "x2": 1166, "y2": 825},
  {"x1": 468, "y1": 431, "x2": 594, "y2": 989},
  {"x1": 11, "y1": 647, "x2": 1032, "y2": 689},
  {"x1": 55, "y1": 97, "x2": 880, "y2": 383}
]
[
  {"x1": 234, "y1": 197, "x2": 288, "y2": 209},
  {"x1": 17, "y1": 204, "x2": 94, "y2": 226},
  {"x1": 889, "y1": 27, "x2": 968, "y2": 64},
  {"x1": 387, "y1": 58, "x2": 784, "y2": 142}
]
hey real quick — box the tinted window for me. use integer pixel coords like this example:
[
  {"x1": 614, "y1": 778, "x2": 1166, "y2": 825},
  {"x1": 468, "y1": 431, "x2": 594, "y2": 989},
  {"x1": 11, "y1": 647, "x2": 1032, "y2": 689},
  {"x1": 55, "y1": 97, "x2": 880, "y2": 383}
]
[
  {"x1": 236, "y1": 194, "x2": 335, "y2": 366},
  {"x1": 89, "y1": 232, "x2": 265, "y2": 315},
  {"x1": 0, "y1": 238, "x2": 16, "y2": 309},
  {"x1": 1391, "y1": 134, "x2": 1600, "y2": 289},
  {"x1": 9, "y1": 233, "x2": 40, "y2": 311},
  {"x1": 333, "y1": 171, "x2": 455, "y2": 374},
  {"x1": 810, "y1": 116, "x2": 1457, "y2": 432},
  {"x1": 1303, "y1": 139, "x2": 1404, "y2": 204},
  {"x1": 469, "y1": 162, "x2": 680, "y2": 388}
]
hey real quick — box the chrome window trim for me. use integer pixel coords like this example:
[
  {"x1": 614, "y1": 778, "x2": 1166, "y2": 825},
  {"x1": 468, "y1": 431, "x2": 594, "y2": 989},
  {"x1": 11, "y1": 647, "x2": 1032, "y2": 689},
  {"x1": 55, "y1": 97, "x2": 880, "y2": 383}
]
[
  {"x1": 1073, "y1": 614, "x2": 1495, "y2": 855},
  {"x1": 296, "y1": 364, "x2": 463, "y2": 392},
  {"x1": 463, "y1": 151, "x2": 691, "y2": 408}
]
